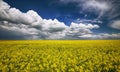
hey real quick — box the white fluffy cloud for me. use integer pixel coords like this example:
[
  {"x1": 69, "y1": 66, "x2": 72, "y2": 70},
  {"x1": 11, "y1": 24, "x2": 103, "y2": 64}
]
[
  {"x1": 0, "y1": 0, "x2": 119, "y2": 39},
  {"x1": 110, "y1": 20, "x2": 120, "y2": 30},
  {"x1": 0, "y1": 2, "x2": 42, "y2": 25}
]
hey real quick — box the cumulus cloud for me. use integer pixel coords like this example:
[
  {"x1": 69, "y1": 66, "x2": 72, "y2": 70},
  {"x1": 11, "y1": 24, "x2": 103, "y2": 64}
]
[
  {"x1": 110, "y1": 20, "x2": 120, "y2": 30},
  {"x1": 0, "y1": 0, "x2": 119, "y2": 39},
  {"x1": 61, "y1": 22, "x2": 99, "y2": 39},
  {"x1": 0, "y1": 1, "x2": 42, "y2": 25}
]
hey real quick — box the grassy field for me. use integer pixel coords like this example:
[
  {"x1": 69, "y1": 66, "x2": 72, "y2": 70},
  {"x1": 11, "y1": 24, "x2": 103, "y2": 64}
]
[{"x1": 0, "y1": 40, "x2": 120, "y2": 72}]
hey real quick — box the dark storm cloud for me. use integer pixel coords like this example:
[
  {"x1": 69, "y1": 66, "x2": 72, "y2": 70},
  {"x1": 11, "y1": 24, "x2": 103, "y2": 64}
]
[{"x1": 0, "y1": 0, "x2": 120, "y2": 39}]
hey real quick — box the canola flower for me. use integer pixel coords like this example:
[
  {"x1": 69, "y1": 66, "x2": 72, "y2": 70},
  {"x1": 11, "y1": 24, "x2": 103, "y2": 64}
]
[{"x1": 0, "y1": 40, "x2": 120, "y2": 72}]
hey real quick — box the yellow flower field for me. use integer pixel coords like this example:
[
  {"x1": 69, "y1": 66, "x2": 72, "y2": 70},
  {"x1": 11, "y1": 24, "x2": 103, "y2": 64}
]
[{"x1": 0, "y1": 40, "x2": 120, "y2": 72}]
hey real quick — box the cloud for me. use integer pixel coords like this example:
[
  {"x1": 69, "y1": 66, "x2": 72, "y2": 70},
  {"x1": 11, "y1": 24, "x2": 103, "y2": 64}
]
[
  {"x1": 106, "y1": 0, "x2": 120, "y2": 20},
  {"x1": 110, "y1": 20, "x2": 120, "y2": 30},
  {"x1": 59, "y1": 0, "x2": 80, "y2": 4},
  {"x1": 59, "y1": 0, "x2": 111, "y2": 19},
  {"x1": 42, "y1": 19, "x2": 67, "y2": 32},
  {"x1": 74, "y1": 18, "x2": 103, "y2": 24},
  {"x1": 0, "y1": 21, "x2": 99, "y2": 39},
  {"x1": 0, "y1": 21, "x2": 40, "y2": 39},
  {"x1": 0, "y1": 0, "x2": 119, "y2": 39},
  {"x1": 83, "y1": 0, "x2": 110, "y2": 11},
  {"x1": 59, "y1": 0, "x2": 120, "y2": 19},
  {"x1": 82, "y1": 0, "x2": 109, "y2": 11},
  {"x1": 0, "y1": 5, "x2": 42, "y2": 25},
  {"x1": 83, "y1": 0, "x2": 111, "y2": 19},
  {"x1": 62, "y1": 23, "x2": 99, "y2": 39},
  {"x1": 79, "y1": 33, "x2": 120, "y2": 39}
]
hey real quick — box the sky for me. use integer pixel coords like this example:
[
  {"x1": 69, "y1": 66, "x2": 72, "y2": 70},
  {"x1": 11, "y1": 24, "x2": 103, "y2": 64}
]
[{"x1": 0, "y1": 0, "x2": 120, "y2": 39}]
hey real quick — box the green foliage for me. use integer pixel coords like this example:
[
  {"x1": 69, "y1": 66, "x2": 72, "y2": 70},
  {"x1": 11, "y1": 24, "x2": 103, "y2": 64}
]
[{"x1": 0, "y1": 40, "x2": 120, "y2": 72}]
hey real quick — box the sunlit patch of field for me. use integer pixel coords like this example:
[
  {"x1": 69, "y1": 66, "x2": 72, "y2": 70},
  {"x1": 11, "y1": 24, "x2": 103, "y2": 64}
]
[{"x1": 0, "y1": 40, "x2": 120, "y2": 72}]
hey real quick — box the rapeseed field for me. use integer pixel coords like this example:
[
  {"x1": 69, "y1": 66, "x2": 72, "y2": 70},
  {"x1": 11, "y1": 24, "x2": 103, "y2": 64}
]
[{"x1": 0, "y1": 40, "x2": 120, "y2": 72}]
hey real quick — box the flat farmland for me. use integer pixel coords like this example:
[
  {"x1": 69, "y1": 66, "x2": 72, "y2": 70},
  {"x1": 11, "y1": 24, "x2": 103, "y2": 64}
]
[{"x1": 0, "y1": 40, "x2": 120, "y2": 72}]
